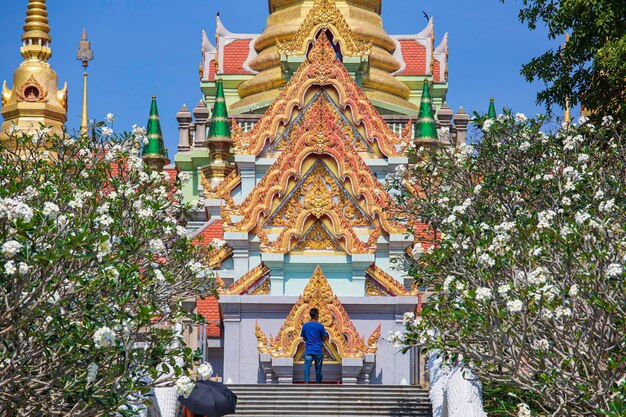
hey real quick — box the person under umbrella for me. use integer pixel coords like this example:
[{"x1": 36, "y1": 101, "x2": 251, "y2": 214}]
[{"x1": 179, "y1": 379, "x2": 237, "y2": 417}]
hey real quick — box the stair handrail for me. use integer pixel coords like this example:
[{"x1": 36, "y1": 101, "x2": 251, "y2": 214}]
[{"x1": 427, "y1": 352, "x2": 488, "y2": 417}]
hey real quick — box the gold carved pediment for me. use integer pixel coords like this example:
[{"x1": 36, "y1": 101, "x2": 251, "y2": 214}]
[
  {"x1": 276, "y1": 0, "x2": 372, "y2": 57},
  {"x1": 255, "y1": 266, "x2": 381, "y2": 359}
]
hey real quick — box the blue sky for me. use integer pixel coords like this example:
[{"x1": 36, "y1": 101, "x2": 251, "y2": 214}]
[{"x1": 0, "y1": 1, "x2": 563, "y2": 154}]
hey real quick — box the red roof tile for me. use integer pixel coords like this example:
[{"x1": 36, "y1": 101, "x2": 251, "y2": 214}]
[
  {"x1": 197, "y1": 296, "x2": 222, "y2": 337},
  {"x1": 193, "y1": 221, "x2": 224, "y2": 247},
  {"x1": 208, "y1": 59, "x2": 216, "y2": 81},
  {"x1": 223, "y1": 39, "x2": 252, "y2": 74},
  {"x1": 433, "y1": 59, "x2": 442, "y2": 83},
  {"x1": 397, "y1": 40, "x2": 427, "y2": 76}
]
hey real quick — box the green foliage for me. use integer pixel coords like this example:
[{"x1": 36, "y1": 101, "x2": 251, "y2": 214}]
[
  {"x1": 0, "y1": 126, "x2": 215, "y2": 416},
  {"x1": 504, "y1": 0, "x2": 626, "y2": 119},
  {"x1": 482, "y1": 381, "x2": 543, "y2": 416}
]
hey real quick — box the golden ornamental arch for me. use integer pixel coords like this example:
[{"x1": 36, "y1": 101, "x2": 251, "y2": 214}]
[{"x1": 255, "y1": 266, "x2": 381, "y2": 359}]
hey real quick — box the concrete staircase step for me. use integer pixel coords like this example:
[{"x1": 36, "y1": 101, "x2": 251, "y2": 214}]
[{"x1": 227, "y1": 385, "x2": 432, "y2": 417}]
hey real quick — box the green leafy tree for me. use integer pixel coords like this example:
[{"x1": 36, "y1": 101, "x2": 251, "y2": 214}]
[
  {"x1": 390, "y1": 114, "x2": 626, "y2": 416},
  {"x1": 506, "y1": 0, "x2": 626, "y2": 119},
  {"x1": 0, "y1": 125, "x2": 215, "y2": 416}
]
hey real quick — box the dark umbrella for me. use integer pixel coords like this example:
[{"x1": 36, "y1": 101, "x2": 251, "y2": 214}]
[{"x1": 178, "y1": 380, "x2": 238, "y2": 417}]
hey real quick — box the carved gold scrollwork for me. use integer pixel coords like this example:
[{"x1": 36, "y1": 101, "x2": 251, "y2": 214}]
[
  {"x1": 276, "y1": 0, "x2": 373, "y2": 57},
  {"x1": 16, "y1": 75, "x2": 48, "y2": 103},
  {"x1": 255, "y1": 266, "x2": 381, "y2": 359}
]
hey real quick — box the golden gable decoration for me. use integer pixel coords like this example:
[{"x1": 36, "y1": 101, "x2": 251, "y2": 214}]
[
  {"x1": 223, "y1": 263, "x2": 271, "y2": 295},
  {"x1": 276, "y1": 0, "x2": 373, "y2": 57},
  {"x1": 365, "y1": 264, "x2": 417, "y2": 296},
  {"x1": 255, "y1": 266, "x2": 381, "y2": 359},
  {"x1": 238, "y1": 33, "x2": 402, "y2": 157}
]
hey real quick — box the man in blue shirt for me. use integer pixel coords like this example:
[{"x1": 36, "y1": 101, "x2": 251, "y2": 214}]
[{"x1": 300, "y1": 308, "x2": 329, "y2": 383}]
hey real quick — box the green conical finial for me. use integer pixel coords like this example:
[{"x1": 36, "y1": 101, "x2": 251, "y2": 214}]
[
  {"x1": 488, "y1": 98, "x2": 497, "y2": 119},
  {"x1": 142, "y1": 96, "x2": 169, "y2": 170},
  {"x1": 415, "y1": 80, "x2": 438, "y2": 141},
  {"x1": 207, "y1": 79, "x2": 231, "y2": 141}
]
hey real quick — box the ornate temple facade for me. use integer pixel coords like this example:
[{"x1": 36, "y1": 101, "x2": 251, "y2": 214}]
[{"x1": 175, "y1": 0, "x2": 470, "y2": 385}]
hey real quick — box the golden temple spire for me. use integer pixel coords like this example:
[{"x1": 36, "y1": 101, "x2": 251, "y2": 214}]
[
  {"x1": 77, "y1": 28, "x2": 94, "y2": 133},
  {"x1": 563, "y1": 34, "x2": 572, "y2": 124},
  {"x1": 1, "y1": 0, "x2": 68, "y2": 145},
  {"x1": 21, "y1": 0, "x2": 52, "y2": 61}
]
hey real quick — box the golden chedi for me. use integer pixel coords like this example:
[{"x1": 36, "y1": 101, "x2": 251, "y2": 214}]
[
  {"x1": 232, "y1": 0, "x2": 415, "y2": 113},
  {"x1": 1, "y1": 0, "x2": 68, "y2": 147}
]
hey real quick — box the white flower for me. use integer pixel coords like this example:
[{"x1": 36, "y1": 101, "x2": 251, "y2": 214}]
[
  {"x1": 106, "y1": 113, "x2": 115, "y2": 123},
  {"x1": 101, "y1": 126, "x2": 114, "y2": 137},
  {"x1": 606, "y1": 263, "x2": 622, "y2": 278},
  {"x1": 93, "y1": 326, "x2": 116, "y2": 348},
  {"x1": 387, "y1": 330, "x2": 405, "y2": 348},
  {"x1": 482, "y1": 119, "x2": 494, "y2": 132},
  {"x1": 533, "y1": 338, "x2": 550, "y2": 351},
  {"x1": 403, "y1": 312, "x2": 415, "y2": 326},
  {"x1": 149, "y1": 238, "x2": 166, "y2": 254},
  {"x1": 211, "y1": 238, "x2": 226, "y2": 250},
  {"x1": 442, "y1": 214, "x2": 457, "y2": 225},
  {"x1": 561, "y1": 197, "x2": 572, "y2": 206},
  {"x1": 602, "y1": 115, "x2": 613, "y2": 126},
  {"x1": 473, "y1": 184, "x2": 483, "y2": 195},
  {"x1": 95, "y1": 214, "x2": 114, "y2": 228},
  {"x1": 537, "y1": 210, "x2": 556, "y2": 229},
  {"x1": 178, "y1": 172, "x2": 191, "y2": 184},
  {"x1": 154, "y1": 269, "x2": 165, "y2": 282},
  {"x1": 515, "y1": 113, "x2": 528, "y2": 123},
  {"x1": 176, "y1": 226, "x2": 188, "y2": 238},
  {"x1": 86, "y1": 363, "x2": 98, "y2": 383},
  {"x1": 575, "y1": 211, "x2": 591, "y2": 225},
  {"x1": 578, "y1": 115, "x2": 589, "y2": 125},
  {"x1": 478, "y1": 253, "x2": 495, "y2": 268},
  {"x1": 498, "y1": 284, "x2": 511, "y2": 296},
  {"x1": 197, "y1": 362, "x2": 214, "y2": 380},
  {"x1": 55, "y1": 215, "x2": 69, "y2": 229},
  {"x1": 411, "y1": 244, "x2": 424, "y2": 259},
  {"x1": 527, "y1": 267, "x2": 548, "y2": 285},
  {"x1": 519, "y1": 141, "x2": 531, "y2": 152},
  {"x1": 96, "y1": 239, "x2": 112, "y2": 262},
  {"x1": 103, "y1": 266, "x2": 119, "y2": 281},
  {"x1": 506, "y1": 299, "x2": 523, "y2": 313},
  {"x1": 599, "y1": 199, "x2": 615, "y2": 213},
  {"x1": 568, "y1": 285, "x2": 579, "y2": 298},
  {"x1": 176, "y1": 376, "x2": 196, "y2": 398},
  {"x1": 7, "y1": 124, "x2": 22, "y2": 136},
  {"x1": 443, "y1": 275, "x2": 455, "y2": 292},
  {"x1": 18, "y1": 262, "x2": 29, "y2": 275},
  {"x1": 594, "y1": 190, "x2": 605, "y2": 200},
  {"x1": 475, "y1": 287, "x2": 492, "y2": 302},
  {"x1": 137, "y1": 208, "x2": 153, "y2": 219},
  {"x1": 555, "y1": 306, "x2": 572, "y2": 318},
  {"x1": 132, "y1": 124, "x2": 146, "y2": 136},
  {"x1": 4, "y1": 261, "x2": 17, "y2": 275},
  {"x1": 42, "y1": 201, "x2": 60, "y2": 217},
  {"x1": 2, "y1": 240, "x2": 22, "y2": 258},
  {"x1": 577, "y1": 153, "x2": 589, "y2": 163}
]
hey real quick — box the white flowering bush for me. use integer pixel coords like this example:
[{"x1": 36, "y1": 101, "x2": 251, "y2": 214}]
[
  {"x1": 0, "y1": 126, "x2": 217, "y2": 416},
  {"x1": 390, "y1": 112, "x2": 625, "y2": 416}
]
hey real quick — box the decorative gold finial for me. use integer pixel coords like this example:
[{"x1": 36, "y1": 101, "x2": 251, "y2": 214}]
[
  {"x1": 1, "y1": 0, "x2": 67, "y2": 145},
  {"x1": 562, "y1": 34, "x2": 572, "y2": 124},
  {"x1": 77, "y1": 28, "x2": 94, "y2": 134},
  {"x1": 21, "y1": 0, "x2": 52, "y2": 60}
]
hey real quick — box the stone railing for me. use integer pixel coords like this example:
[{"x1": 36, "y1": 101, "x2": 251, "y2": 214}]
[{"x1": 427, "y1": 352, "x2": 488, "y2": 417}]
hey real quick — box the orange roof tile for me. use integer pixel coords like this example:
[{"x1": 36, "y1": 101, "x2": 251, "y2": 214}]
[
  {"x1": 193, "y1": 220, "x2": 224, "y2": 247},
  {"x1": 197, "y1": 296, "x2": 222, "y2": 337},
  {"x1": 397, "y1": 40, "x2": 427, "y2": 76},
  {"x1": 223, "y1": 39, "x2": 253, "y2": 74}
]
